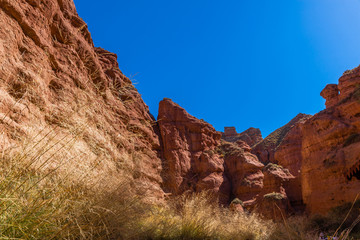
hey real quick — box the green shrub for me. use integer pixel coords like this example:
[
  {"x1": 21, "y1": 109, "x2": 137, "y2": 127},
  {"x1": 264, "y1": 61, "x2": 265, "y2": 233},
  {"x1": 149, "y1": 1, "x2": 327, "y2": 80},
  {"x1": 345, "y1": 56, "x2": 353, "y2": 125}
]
[
  {"x1": 231, "y1": 198, "x2": 244, "y2": 206},
  {"x1": 263, "y1": 163, "x2": 284, "y2": 171}
]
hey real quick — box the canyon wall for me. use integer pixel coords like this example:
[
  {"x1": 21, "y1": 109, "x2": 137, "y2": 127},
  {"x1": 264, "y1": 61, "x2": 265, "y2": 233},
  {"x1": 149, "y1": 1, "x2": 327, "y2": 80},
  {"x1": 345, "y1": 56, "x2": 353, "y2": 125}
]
[
  {"x1": 300, "y1": 67, "x2": 360, "y2": 214},
  {"x1": 2, "y1": 0, "x2": 360, "y2": 218},
  {"x1": 158, "y1": 98, "x2": 296, "y2": 219},
  {"x1": 250, "y1": 66, "x2": 360, "y2": 214},
  {"x1": 0, "y1": 0, "x2": 163, "y2": 199}
]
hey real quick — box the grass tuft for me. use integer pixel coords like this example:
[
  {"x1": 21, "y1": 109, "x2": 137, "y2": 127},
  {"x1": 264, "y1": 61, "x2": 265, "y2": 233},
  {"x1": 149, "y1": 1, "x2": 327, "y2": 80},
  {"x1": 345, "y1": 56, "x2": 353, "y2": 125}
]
[{"x1": 139, "y1": 192, "x2": 273, "y2": 240}]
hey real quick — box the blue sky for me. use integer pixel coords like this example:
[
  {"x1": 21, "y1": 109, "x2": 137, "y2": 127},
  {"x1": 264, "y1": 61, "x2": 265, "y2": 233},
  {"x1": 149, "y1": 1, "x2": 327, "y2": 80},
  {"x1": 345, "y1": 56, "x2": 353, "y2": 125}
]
[{"x1": 73, "y1": 0, "x2": 360, "y2": 137}]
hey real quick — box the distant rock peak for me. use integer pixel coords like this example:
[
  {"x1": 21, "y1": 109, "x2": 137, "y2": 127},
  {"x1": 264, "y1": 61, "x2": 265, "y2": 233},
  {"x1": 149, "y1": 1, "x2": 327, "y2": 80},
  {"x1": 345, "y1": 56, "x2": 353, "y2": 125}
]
[{"x1": 221, "y1": 126, "x2": 263, "y2": 147}]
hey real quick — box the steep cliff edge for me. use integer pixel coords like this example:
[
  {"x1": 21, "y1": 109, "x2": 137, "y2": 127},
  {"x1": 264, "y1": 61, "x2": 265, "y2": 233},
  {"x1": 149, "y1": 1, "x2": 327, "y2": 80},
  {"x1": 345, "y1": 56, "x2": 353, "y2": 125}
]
[
  {"x1": 300, "y1": 66, "x2": 360, "y2": 214},
  {"x1": 251, "y1": 65, "x2": 360, "y2": 215},
  {"x1": 0, "y1": 0, "x2": 163, "y2": 199}
]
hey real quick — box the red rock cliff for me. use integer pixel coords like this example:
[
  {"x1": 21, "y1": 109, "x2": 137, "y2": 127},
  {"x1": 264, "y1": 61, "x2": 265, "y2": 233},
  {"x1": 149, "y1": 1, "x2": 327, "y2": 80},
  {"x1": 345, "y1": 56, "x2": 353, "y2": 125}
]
[
  {"x1": 157, "y1": 98, "x2": 231, "y2": 202},
  {"x1": 0, "y1": 0, "x2": 163, "y2": 199},
  {"x1": 252, "y1": 66, "x2": 360, "y2": 215},
  {"x1": 158, "y1": 98, "x2": 295, "y2": 216},
  {"x1": 300, "y1": 66, "x2": 360, "y2": 214}
]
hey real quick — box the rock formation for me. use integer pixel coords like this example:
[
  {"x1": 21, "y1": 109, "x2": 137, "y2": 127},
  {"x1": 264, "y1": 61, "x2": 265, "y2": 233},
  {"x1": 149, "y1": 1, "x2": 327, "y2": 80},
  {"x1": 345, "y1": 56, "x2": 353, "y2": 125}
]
[
  {"x1": 320, "y1": 84, "x2": 339, "y2": 108},
  {"x1": 158, "y1": 99, "x2": 296, "y2": 216},
  {"x1": 3, "y1": 0, "x2": 360, "y2": 220},
  {"x1": 0, "y1": 0, "x2": 163, "y2": 199},
  {"x1": 252, "y1": 113, "x2": 312, "y2": 164},
  {"x1": 251, "y1": 66, "x2": 360, "y2": 215},
  {"x1": 299, "y1": 67, "x2": 360, "y2": 214},
  {"x1": 157, "y1": 98, "x2": 230, "y2": 202},
  {"x1": 222, "y1": 127, "x2": 263, "y2": 147}
]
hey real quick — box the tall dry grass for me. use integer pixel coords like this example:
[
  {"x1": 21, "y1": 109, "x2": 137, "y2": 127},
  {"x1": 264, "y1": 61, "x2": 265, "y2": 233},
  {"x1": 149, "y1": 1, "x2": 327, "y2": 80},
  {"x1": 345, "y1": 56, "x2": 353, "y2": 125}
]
[
  {"x1": 138, "y1": 192, "x2": 273, "y2": 240},
  {"x1": 0, "y1": 126, "x2": 148, "y2": 239}
]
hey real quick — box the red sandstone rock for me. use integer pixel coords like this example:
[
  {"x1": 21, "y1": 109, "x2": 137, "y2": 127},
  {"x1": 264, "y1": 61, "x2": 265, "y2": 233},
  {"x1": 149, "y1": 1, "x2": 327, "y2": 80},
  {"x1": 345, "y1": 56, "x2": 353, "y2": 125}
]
[
  {"x1": 274, "y1": 123, "x2": 306, "y2": 210},
  {"x1": 235, "y1": 140, "x2": 252, "y2": 152},
  {"x1": 252, "y1": 165, "x2": 294, "y2": 220},
  {"x1": 255, "y1": 189, "x2": 290, "y2": 221},
  {"x1": 157, "y1": 100, "x2": 282, "y2": 207},
  {"x1": 230, "y1": 201, "x2": 245, "y2": 214},
  {"x1": 264, "y1": 65, "x2": 360, "y2": 215},
  {"x1": 222, "y1": 127, "x2": 263, "y2": 147},
  {"x1": 297, "y1": 67, "x2": 360, "y2": 214},
  {"x1": 252, "y1": 113, "x2": 312, "y2": 164},
  {"x1": 320, "y1": 84, "x2": 339, "y2": 108},
  {"x1": 0, "y1": 0, "x2": 163, "y2": 200},
  {"x1": 220, "y1": 142, "x2": 265, "y2": 201},
  {"x1": 157, "y1": 98, "x2": 230, "y2": 202},
  {"x1": 262, "y1": 163, "x2": 295, "y2": 194}
]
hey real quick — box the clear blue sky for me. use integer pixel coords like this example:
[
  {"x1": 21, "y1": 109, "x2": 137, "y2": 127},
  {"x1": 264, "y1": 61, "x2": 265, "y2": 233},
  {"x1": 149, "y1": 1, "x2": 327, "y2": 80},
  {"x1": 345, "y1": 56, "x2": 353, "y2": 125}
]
[{"x1": 73, "y1": 0, "x2": 360, "y2": 137}]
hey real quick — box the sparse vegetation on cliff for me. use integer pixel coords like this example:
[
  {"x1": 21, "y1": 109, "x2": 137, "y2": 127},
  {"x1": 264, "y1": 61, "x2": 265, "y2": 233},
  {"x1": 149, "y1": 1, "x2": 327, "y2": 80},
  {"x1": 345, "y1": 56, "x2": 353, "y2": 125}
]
[{"x1": 263, "y1": 192, "x2": 285, "y2": 201}]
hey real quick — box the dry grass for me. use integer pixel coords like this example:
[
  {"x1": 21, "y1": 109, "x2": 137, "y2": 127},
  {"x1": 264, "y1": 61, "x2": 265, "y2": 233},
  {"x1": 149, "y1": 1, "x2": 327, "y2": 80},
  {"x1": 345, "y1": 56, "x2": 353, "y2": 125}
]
[
  {"x1": 0, "y1": 124, "x2": 148, "y2": 239},
  {"x1": 139, "y1": 192, "x2": 274, "y2": 240},
  {"x1": 2, "y1": 115, "x2": 360, "y2": 239},
  {"x1": 0, "y1": 135, "x2": 277, "y2": 239}
]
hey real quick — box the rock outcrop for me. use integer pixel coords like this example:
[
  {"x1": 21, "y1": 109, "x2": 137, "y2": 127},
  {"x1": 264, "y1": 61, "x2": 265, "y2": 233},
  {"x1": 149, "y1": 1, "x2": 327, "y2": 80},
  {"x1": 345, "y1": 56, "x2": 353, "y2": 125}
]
[
  {"x1": 299, "y1": 67, "x2": 360, "y2": 214},
  {"x1": 274, "y1": 122, "x2": 306, "y2": 210},
  {"x1": 222, "y1": 127, "x2": 263, "y2": 147},
  {"x1": 158, "y1": 99, "x2": 296, "y2": 215},
  {"x1": 252, "y1": 113, "x2": 312, "y2": 164},
  {"x1": 251, "y1": 66, "x2": 360, "y2": 215},
  {"x1": 157, "y1": 98, "x2": 231, "y2": 202},
  {"x1": 320, "y1": 84, "x2": 339, "y2": 108},
  {"x1": 219, "y1": 141, "x2": 265, "y2": 202}
]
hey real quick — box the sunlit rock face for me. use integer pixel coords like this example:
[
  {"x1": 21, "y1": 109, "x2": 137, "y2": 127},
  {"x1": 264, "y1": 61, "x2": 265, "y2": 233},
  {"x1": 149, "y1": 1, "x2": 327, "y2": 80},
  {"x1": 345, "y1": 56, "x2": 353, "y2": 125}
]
[
  {"x1": 320, "y1": 84, "x2": 339, "y2": 108},
  {"x1": 300, "y1": 66, "x2": 360, "y2": 214},
  {"x1": 222, "y1": 127, "x2": 263, "y2": 147},
  {"x1": 253, "y1": 65, "x2": 360, "y2": 215},
  {"x1": 4, "y1": 0, "x2": 360, "y2": 219},
  {"x1": 158, "y1": 99, "x2": 296, "y2": 212},
  {"x1": 252, "y1": 113, "x2": 312, "y2": 165},
  {"x1": 0, "y1": 0, "x2": 164, "y2": 200}
]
